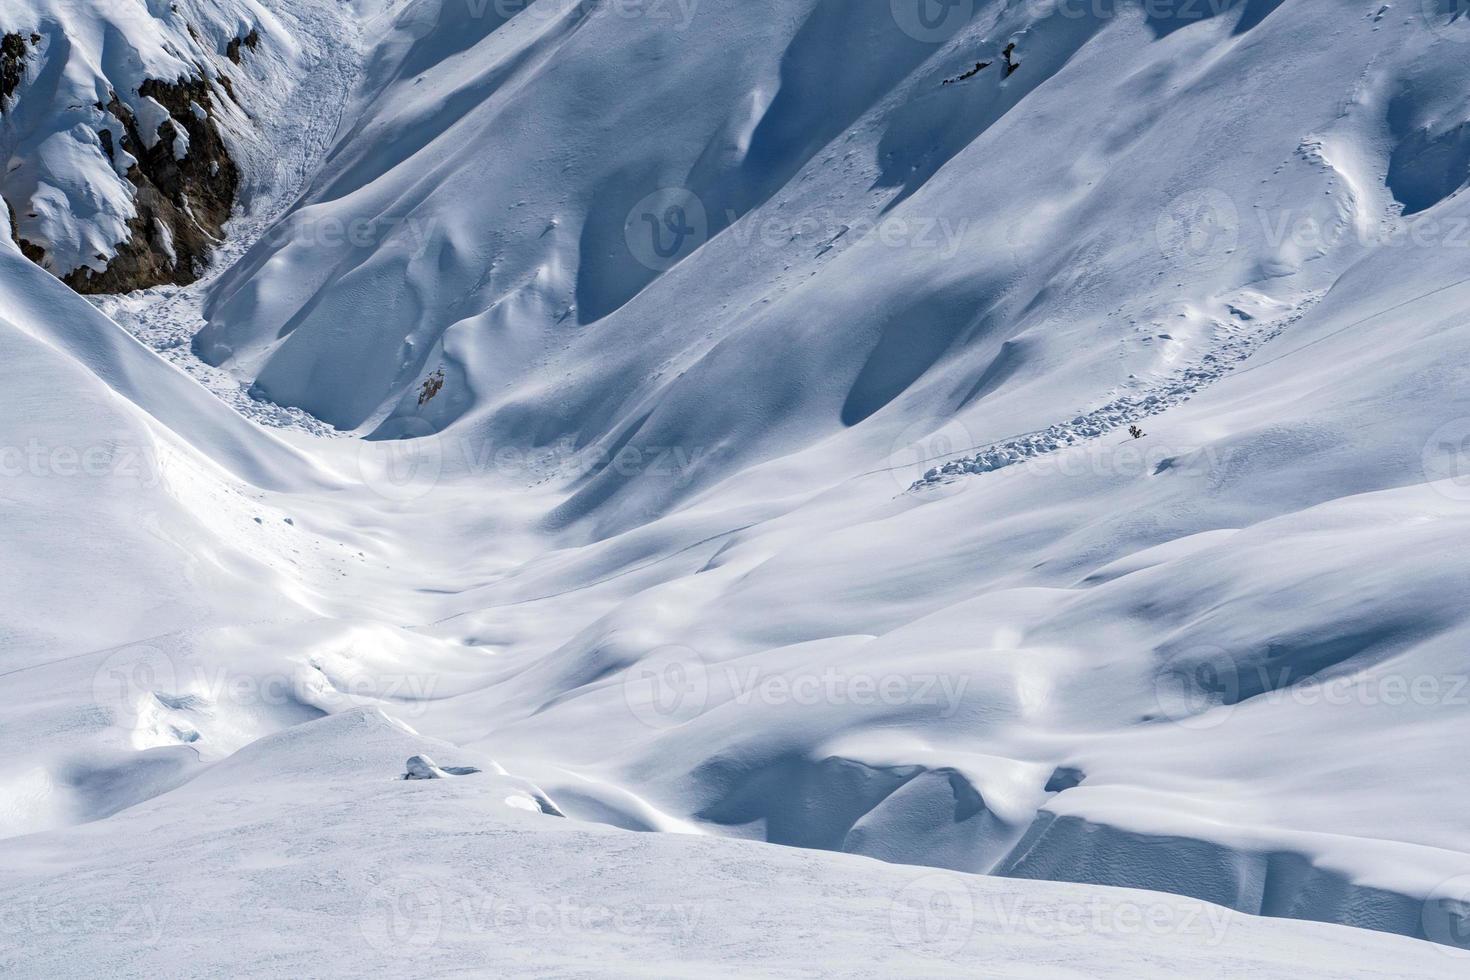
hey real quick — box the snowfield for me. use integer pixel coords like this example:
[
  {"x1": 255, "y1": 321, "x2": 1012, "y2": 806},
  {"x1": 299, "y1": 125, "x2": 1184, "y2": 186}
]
[
  {"x1": 2, "y1": 708, "x2": 1462, "y2": 979},
  {"x1": 5, "y1": 0, "x2": 1470, "y2": 975}
]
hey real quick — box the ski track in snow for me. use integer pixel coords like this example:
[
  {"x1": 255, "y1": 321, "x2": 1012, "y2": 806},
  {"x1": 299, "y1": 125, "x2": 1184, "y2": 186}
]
[{"x1": 86, "y1": 1, "x2": 366, "y2": 439}]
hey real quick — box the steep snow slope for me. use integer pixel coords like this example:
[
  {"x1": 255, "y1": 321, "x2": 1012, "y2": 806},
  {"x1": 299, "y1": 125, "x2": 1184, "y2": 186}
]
[
  {"x1": 0, "y1": 240, "x2": 343, "y2": 834},
  {"x1": 8, "y1": 0, "x2": 1470, "y2": 971}
]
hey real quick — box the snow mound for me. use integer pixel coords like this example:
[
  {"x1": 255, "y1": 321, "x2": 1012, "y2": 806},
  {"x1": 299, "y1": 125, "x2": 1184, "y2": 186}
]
[{"x1": 0, "y1": 706, "x2": 1459, "y2": 978}]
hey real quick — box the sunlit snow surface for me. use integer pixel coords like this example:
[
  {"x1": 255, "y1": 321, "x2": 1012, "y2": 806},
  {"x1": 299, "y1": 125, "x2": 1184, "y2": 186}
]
[{"x1": 6, "y1": 0, "x2": 1470, "y2": 975}]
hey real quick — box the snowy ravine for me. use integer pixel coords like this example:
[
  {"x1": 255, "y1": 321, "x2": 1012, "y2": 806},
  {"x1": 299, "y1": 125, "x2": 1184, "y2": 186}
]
[
  {"x1": 85, "y1": 0, "x2": 368, "y2": 436},
  {"x1": 7, "y1": 0, "x2": 1470, "y2": 975}
]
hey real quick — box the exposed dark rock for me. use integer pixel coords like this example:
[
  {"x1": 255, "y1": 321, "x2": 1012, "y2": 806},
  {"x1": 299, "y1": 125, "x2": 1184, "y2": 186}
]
[
  {"x1": 62, "y1": 77, "x2": 240, "y2": 294},
  {"x1": 6, "y1": 193, "x2": 45, "y2": 264},
  {"x1": 6, "y1": 23, "x2": 243, "y2": 292},
  {"x1": 1003, "y1": 42, "x2": 1021, "y2": 77},
  {"x1": 4, "y1": 196, "x2": 19, "y2": 247},
  {"x1": 418, "y1": 367, "x2": 446, "y2": 405},
  {"x1": 2, "y1": 33, "x2": 29, "y2": 108},
  {"x1": 18, "y1": 237, "x2": 46, "y2": 265},
  {"x1": 225, "y1": 29, "x2": 260, "y2": 65},
  {"x1": 943, "y1": 60, "x2": 991, "y2": 85},
  {"x1": 1044, "y1": 766, "x2": 1085, "y2": 793}
]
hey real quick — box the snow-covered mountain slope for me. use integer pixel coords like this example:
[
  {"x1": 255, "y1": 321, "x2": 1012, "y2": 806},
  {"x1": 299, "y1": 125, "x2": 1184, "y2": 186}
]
[
  {"x1": 1, "y1": 707, "x2": 1460, "y2": 979},
  {"x1": 0, "y1": 239, "x2": 348, "y2": 833},
  {"x1": 8, "y1": 0, "x2": 1470, "y2": 972}
]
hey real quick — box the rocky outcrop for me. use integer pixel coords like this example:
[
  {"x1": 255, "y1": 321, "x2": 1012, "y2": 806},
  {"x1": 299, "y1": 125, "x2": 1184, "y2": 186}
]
[
  {"x1": 60, "y1": 77, "x2": 241, "y2": 294},
  {"x1": 1003, "y1": 42, "x2": 1021, "y2": 77},
  {"x1": 8, "y1": 190, "x2": 44, "y2": 264},
  {"x1": 404, "y1": 755, "x2": 477, "y2": 780},
  {"x1": 226, "y1": 29, "x2": 260, "y2": 65},
  {"x1": 1, "y1": 33, "x2": 33, "y2": 108},
  {"x1": 4, "y1": 17, "x2": 250, "y2": 294},
  {"x1": 3, "y1": 196, "x2": 18, "y2": 248}
]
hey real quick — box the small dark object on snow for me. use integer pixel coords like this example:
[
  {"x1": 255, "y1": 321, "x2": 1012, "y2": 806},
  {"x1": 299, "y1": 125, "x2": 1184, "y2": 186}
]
[
  {"x1": 226, "y1": 29, "x2": 261, "y2": 65},
  {"x1": 1003, "y1": 42, "x2": 1021, "y2": 77},
  {"x1": 1129, "y1": 425, "x2": 1146, "y2": 440},
  {"x1": 418, "y1": 367, "x2": 446, "y2": 406},
  {"x1": 943, "y1": 60, "x2": 992, "y2": 86},
  {"x1": 1045, "y1": 766, "x2": 1085, "y2": 793}
]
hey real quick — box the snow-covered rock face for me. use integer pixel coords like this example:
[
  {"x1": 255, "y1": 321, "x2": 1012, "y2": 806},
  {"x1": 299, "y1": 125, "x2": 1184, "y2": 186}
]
[
  {"x1": 403, "y1": 752, "x2": 487, "y2": 779},
  {"x1": 0, "y1": 0, "x2": 309, "y2": 291}
]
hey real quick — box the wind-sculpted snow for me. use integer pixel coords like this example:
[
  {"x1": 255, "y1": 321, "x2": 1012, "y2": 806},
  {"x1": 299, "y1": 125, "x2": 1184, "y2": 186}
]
[
  {"x1": 3, "y1": 709, "x2": 1460, "y2": 978},
  {"x1": 9, "y1": 0, "x2": 1470, "y2": 973}
]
